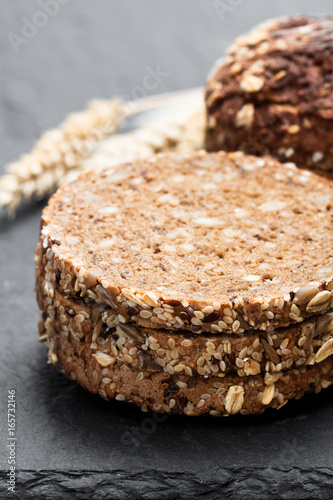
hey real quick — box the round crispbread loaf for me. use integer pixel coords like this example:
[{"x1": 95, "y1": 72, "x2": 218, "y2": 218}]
[
  {"x1": 37, "y1": 151, "x2": 333, "y2": 335},
  {"x1": 43, "y1": 320, "x2": 333, "y2": 416},
  {"x1": 36, "y1": 278, "x2": 333, "y2": 379},
  {"x1": 205, "y1": 16, "x2": 333, "y2": 173}
]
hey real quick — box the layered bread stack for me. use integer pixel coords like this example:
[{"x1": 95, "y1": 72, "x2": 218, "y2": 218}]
[
  {"x1": 205, "y1": 16, "x2": 333, "y2": 174},
  {"x1": 36, "y1": 151, "x2": 333, "y2": 416}
]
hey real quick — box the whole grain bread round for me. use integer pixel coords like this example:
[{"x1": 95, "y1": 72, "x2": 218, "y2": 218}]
[
  {"x1": 37, "y1": 278, "x2": 333, "y2": 379},
  {"x1": 37, "y1": 151, "x2": 333, "y2": 335},
  {"x1": 205, "y1": 16, "x2": 333, "y2": 172},
  {"x1": 44, "y1": 321, "x2": 333, "y2": 416}
]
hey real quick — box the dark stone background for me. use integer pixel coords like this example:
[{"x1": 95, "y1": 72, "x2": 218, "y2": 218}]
[{"x1": 0, "y1": 1, "x2": 333, "y2": 499}]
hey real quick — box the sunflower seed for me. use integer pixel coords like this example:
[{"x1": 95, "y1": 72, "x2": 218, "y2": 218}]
[
  {"x1": 306, "y1": 291, "x2": 332, "y2": 312},
  {"x1": 292, "y1": 285, "x2": 318, "y2": 305},
  {"x1": 315, "y1": 338, "x2": 333, "y2": 362},
  {"x1": 261, "y1": 338, "x2": 280, "y2": 364}
]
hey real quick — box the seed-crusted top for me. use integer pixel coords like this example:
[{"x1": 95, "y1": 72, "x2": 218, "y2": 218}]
[
  {"x1": 205, "y1": 16, "x2": 333, "y2": 171},
  {"x1": 39, "y1": 150, "x2": 333, "y2": 334}
]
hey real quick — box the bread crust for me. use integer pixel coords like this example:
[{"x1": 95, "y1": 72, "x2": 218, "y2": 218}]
[
  {"x1": 44, "y1": 320, "x2": 333, "y2": 416},
  {"x1": 205, "y1": 16, "x2": 333, "y2": 172},
  {"x1": 37, "y1": 278, "x2": 333, "y2": 379}
]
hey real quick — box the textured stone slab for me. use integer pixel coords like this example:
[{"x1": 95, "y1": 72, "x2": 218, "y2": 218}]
[{"x1": 1, "y1": 1, "x2": 333, "y2": 499}]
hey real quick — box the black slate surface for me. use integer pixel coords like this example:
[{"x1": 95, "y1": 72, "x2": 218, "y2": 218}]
[{"x1": 1, "y1": 1, "x2": 333, "y2": 499}]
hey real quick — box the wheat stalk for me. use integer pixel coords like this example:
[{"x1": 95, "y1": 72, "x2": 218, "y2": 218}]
[
  {"x1": 63, "y1": 91, "x2": 205, "y2": 184},
  {"x1": 0, "y1": 88, "x2": 204, "y2": 215},
  {"x1": 0, "y1": 99, "x2": 125, "y2": 214}
]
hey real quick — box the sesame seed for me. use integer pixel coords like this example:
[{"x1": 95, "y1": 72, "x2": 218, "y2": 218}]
[
  {"x1": 171, "y1": 348, "x2": 179, "y2": 359},
  {"x1": 232, "y1": 320, "x2": 240, "y2": 332},
  {"x1": 123, "y1": 354, "x2": 133, "y2": 363},
  {"x1": 202, "y1": 306, "x2": 214, "y2": 314},
  {"x1": 219, "y1": 360, "x2": 226, "y2": 371},
  {"x1": 197, "y1": 356, "x2": 205, "y2": 366},
  {"x1": 150, "y1": 343, "x2": 160, "y2": 351},
  {"x1": 278, "y1": 298, "x2": 284, "y2": 310},
  {"x1": 253, "y1": 338, "x2": 260, "y2": 348},
  {"x1": 168, "y1": 338, "x2": 176, "y2": 349},
  {"x1": 140, "y1": 310, "x2": 152, "y2": 319},
  {"x1": 166, "y1": 364, "x2": 175, "y2": 374},
  {"x1": 239, "y1": 347, "x2": 248, "y2": 359},
  {"x1": 194, "y1": 310, "x2": 204, "y2": 319},
  {"x1": 177, "y1": 381, "x2": 188, "y2": 389},
  {"x1": 117, "y1": 314, "x2": 126, "y2": 323},
  {"x1": 280, "y1": 338, "x2": 289, "y2": 350},
  {"x1": 312, "y1": 151, "x2": 324, "y2": 163},
  {"x1": 290, "y1": 304, "x2": 300, "y2": 316},
  {"x1": 236, "y1": 358, "x2": 244, "y2": 368},
  {"x1": 185, "y1": 366, "x2": 193, "y2": 376},
  {"x1": 252, "y1": 352, "x2": 261, "y2": 361},
  {"x1": 298, "y1": 337, "x2": 306, "y2": 347},
  {"x1": 218, "y1": 394, "x2": 225, "y2": 405},
  {"x1": 211, "y1": 324, "x2": 222, "y2": 332},
  {"x1": 223, "y1": 307, "x2": 232, "y2": 317}
]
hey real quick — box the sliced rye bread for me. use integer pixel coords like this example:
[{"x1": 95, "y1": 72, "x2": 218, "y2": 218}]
[
  {"x1": 37, "y1": 275, "x2": 333, "y2": 379},
  {"x1": 37, "y1": 151, "x2": 333, "y2": 335},
  {"x1": 44, "y1": 320, "x2": 333, "y2": 416},
  {"x1": 205, "y1": 16, "x2": 333, "y2": 173}
]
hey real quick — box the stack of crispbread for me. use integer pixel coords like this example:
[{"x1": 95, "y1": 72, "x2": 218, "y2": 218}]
[{"x1": 36, "y1": 150, "x2": 333, "y2": 416}]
